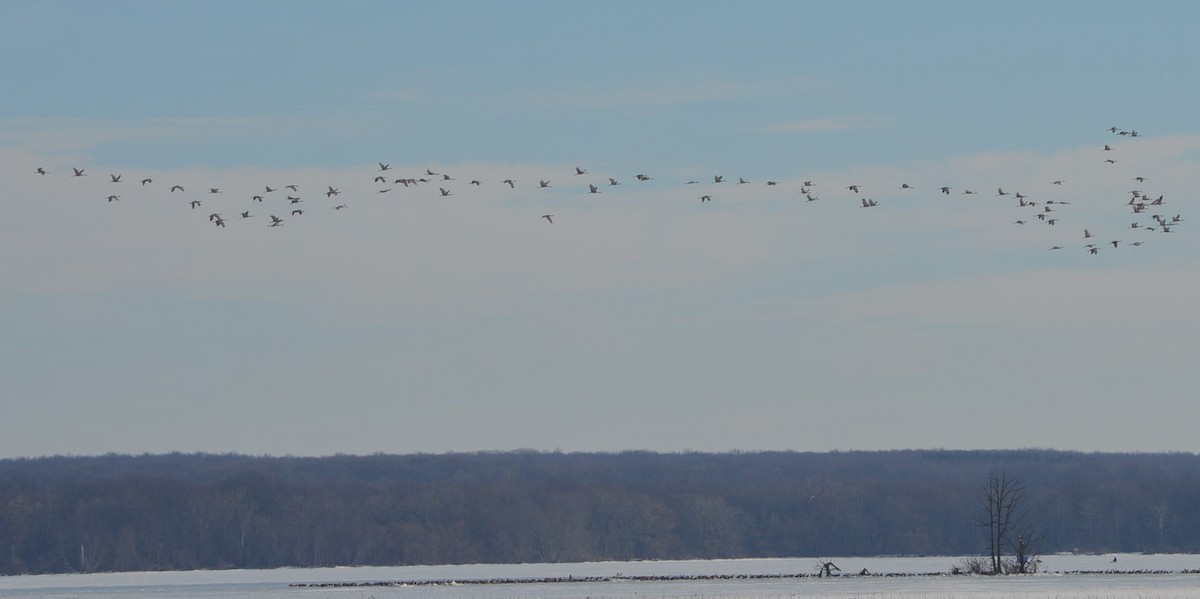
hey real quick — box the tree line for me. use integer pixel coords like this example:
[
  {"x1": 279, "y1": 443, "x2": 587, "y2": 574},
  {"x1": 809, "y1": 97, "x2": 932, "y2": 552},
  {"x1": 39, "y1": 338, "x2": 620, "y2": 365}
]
[{"x1": 0, "y1": 449, "x2": 1198, "y2": 574}]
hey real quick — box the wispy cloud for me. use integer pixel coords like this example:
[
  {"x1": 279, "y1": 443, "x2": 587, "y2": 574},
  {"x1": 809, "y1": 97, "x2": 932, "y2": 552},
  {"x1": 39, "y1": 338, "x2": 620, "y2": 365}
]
[
  {"x1": 0, "y1": 115, "x2": 377, "y2": 155},
  {"x1": 517, "y1": 81, "x2": 749, "y2": 109},
  {"x1": 767, "y1": 114, "x2": 891, "y2": 134}
]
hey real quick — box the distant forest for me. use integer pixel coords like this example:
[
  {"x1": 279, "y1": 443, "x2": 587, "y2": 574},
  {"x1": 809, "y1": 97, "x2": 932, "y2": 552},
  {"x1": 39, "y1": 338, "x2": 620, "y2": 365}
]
[{"x1": 1, "y1": 449, "x2": 1198, "y2": 575}]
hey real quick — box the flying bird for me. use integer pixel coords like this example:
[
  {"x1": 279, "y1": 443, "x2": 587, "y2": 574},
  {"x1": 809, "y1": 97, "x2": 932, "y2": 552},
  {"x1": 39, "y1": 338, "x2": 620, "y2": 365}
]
[
  {"x1": 542, "y1": 214, "x2": 554, "y2": 223},
  {"x1": 73, "y1": 168, "x2": 86, "y2": 177},
  {"x1": 110, "y1": 174, "x2": 122, "y2": 183}
]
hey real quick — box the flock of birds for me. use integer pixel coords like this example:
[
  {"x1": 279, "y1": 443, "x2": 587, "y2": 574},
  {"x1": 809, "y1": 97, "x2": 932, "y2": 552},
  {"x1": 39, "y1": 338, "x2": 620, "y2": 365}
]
[{"x1": 27, "y1": 126, "x2": 1184, "y2": 255}]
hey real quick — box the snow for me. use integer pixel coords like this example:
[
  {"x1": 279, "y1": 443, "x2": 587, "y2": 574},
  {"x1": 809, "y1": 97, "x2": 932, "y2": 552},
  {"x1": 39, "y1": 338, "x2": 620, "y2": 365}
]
[{"x1": 1, "y1": 555, "x2": 1198, "y2": 598}]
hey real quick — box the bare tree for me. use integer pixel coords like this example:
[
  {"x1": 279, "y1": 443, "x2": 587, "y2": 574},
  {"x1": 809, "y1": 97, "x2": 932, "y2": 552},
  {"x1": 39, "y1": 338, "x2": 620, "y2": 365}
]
[{"x1": 977, "y1": 468, "x2": 1027, "y2": 575}]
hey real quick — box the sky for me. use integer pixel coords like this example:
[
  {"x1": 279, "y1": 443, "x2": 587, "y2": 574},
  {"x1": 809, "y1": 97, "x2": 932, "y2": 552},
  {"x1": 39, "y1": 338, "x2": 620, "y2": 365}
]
[{"x1": 2, "y1": 0, "x2": 1199, "y2": 458}]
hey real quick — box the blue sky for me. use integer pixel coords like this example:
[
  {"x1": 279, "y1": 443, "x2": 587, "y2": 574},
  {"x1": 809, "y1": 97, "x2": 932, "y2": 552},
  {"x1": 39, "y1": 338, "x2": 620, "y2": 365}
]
[{"x1": 2, "y1": 1, "x2": 1199, "y2": 457}]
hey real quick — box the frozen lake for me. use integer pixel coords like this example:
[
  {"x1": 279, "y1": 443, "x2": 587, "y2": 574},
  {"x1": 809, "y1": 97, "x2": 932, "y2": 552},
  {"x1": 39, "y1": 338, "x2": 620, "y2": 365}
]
[{"x1": 1, "y1": 555, "x2": 1198, "y2": 598}]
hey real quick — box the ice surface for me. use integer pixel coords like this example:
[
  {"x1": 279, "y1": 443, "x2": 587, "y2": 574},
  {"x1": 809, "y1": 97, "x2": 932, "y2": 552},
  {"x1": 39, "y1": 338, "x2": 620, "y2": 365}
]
[{"x1": 1, "y1": 555, "x2": 1198, "y2": 598}]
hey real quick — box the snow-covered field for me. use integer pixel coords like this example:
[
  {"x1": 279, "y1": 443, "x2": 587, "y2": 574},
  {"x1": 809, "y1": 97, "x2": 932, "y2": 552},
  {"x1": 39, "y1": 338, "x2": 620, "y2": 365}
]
[{"x1": 1, "y1": 555, "x2": 1198, "y2": 598}]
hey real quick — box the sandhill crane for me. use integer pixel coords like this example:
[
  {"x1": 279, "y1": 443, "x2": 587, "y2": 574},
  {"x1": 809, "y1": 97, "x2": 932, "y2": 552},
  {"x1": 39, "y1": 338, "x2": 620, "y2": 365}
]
[
  {"x1": 542, "y1": 214, "x2": 554, "y2": 223},
  {"x1": 190, "y1": 200, "x2": 201, "y2": 209},
  {"x1": 209, "y1": 188, "x2": 221, "y2": 194},
  {"x1": 575, "y1": 167, "x2": 587, "y2": 175},
  {"x1": 940, "y1": 187, "x2": 951, "y2": 194},
  {"x1": 636, "y1": 174, "x2": 652, "y2": 181},
  {"x1": 326, "y1": 186, "x2": 340, "y2": 197},
  {"x1": 170, "y1": 185, "x2": 184, "y2": 192},
  {"x1": 539, "y1": 180, "x2": 551, "y2": 188},
  {"x1": 1051, "y1": 180, "x2": 1065, "y2": 185},
  {"x1": 269, "y1": 215, "x2": 284, "y2": 227},
  {"x1": 714, "y1": 175, "x2": 724, "y2": 183},
  {"x1": 848, "y1": 185, "x2": 860, "y2": 193},
  {"x1": 36, "y1": 167, "x2": 47, "y2": 175},
  {"x1": 110, "y1": 174, "x2": 121, "y2": 183},
  {"x1": 700, "y1": 195, "x2": 712, "y2": 202},
  {"x1": 1083, "y1": 229, "x2": 1094, "y2": 239},
  {"x1": 588, "y1": 184, "x2": 600, "y2": 194},
  {"x1": 334, "y1": 204, "x2": 348, "y2": 210},
  {"x1": 73, "y1": 168, "x2": 86, "y2": 177},
  {"x1": 997, "y1": 188, "x2": 1009, "y2": 196},
  {"x1": 504, "y1": 179, "x2": 516, "y2": 188},
  {"x1": 609, "y1": 178, "x2": 621, "y2": 186},
  {"x1": 439, "y1": 188, "x2": 452, "y2": 196},
  {"x1": 252, "y1": 195, "x2": 264, "y2": 202},
  {"x1": 240, "y1": 211, "x2": 252, "y2": 218},
  {"x1": 141, "y1": 178, "x2": 152, "y2": 186},
  {"x1": 379, "y1": 162, "x2": 391, "y2": 171},
  {"x1": 264, "y1": 186, "x2": 276, "y2": 193},
  {"x1": 106, "y1": 195, "x2": 120, "y2": 202}
]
